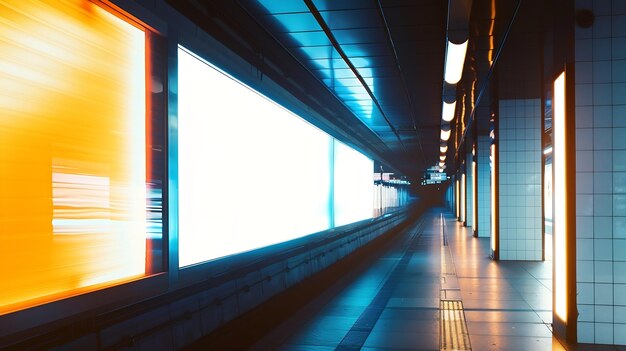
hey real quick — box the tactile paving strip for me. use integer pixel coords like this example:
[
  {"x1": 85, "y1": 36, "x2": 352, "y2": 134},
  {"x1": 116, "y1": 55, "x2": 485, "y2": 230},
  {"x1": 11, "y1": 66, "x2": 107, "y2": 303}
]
[{"x1": 440, "y1": 300, "x2": 471, "y2": 350}]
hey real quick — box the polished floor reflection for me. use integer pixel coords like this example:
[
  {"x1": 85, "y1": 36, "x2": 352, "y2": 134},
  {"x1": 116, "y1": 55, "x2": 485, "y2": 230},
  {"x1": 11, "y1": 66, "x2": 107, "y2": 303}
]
[{"x1": 252, "y1": 209, "x2": 565, "y2": 350}]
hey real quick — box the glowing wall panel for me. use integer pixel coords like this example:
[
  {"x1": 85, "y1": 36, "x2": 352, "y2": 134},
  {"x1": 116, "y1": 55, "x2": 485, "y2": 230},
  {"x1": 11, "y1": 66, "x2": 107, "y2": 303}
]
[
  {"x1": 553, "y1": 72, "x2": 567, "y2": 322},
  {"x1": 333, "y1": 140, "x2": 374, "y2": 227},
  {"x1": 178, "y1": 48, "x2": 332, "y2": 267},
  {"x1": 0, "y1": 0, "x2": 147, "y2": 313}
]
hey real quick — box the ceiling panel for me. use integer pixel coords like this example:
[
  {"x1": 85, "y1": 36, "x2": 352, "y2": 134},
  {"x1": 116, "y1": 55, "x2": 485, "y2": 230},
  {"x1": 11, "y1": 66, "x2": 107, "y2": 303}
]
[
  {"x1": 318, "y1": 9, "x2": 381, "y2": 30},
  {"x1": 311, "y1": 0, "x2": 376, "y2": 11},
  {"x1": 235, "y1": 0, "x2": 448, "y2": 178}
]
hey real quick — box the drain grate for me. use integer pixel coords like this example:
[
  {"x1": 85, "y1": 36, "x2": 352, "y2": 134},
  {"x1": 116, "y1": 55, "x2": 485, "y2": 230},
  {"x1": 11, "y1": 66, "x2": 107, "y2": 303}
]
[{"x1": 440, "y1": 300, "x2": 471, "y2": 350}]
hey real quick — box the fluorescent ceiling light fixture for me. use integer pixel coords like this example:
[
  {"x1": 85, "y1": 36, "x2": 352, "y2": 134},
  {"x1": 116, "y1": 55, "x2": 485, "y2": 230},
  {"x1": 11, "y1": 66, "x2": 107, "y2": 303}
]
[
  {"x1": 442, "y1": 101, "x2": 456, "y2": 122},
  {"x1": 440, "y1": 145, "x2": 448, "y2": 153},
  {"x1": 441, "y1": 129, "x2": 451, "y2": 141},
  {"x1": 444, "y1": 40, "x2": 468, "y2": 84}
]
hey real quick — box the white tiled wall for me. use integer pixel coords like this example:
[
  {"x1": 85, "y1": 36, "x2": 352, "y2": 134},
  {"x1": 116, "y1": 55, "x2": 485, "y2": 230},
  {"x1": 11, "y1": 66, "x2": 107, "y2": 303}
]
[
  {"x1": 497, "y1": 99, "x2": 543, "y2": 261},
  {"x1": 575, "y1": 0, "x2": 626, "y2": 344},
  {"x1": 477, "y1": 136, "x2": 491, "y2": 237}
]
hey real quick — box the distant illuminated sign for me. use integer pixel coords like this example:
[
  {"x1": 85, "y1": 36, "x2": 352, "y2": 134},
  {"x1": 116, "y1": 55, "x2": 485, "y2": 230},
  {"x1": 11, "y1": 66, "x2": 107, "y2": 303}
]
[{"x1": 430, "y1": 172, "x2": 447, "y2": 181}]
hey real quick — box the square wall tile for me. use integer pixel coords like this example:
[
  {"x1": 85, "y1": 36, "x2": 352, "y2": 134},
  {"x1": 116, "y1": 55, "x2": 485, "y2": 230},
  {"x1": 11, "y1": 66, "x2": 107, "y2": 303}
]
[
  {"x1": 595, "y1": 305, "x2": 614, "y2": 322},
  {"x1": 595, "y1": 150, "x2": 613, "y2": 171},
  {"x1": 594, "y1": 38, "x2": 612, "y2": 61},
  {"x1": 616, "y1": 284, "x2": 626, "y2": 305},
  {"x1": 614, "y1": 239, "x2": 626, "y2": 260},
  {"x1": 594, "y1": 216, "x2": 613, "y2": 238},
  {"x1": 595, "y1": 322, "x2": 614, "y2": 344},
  {"x1": 594, "y1": 128, "x2": 613, "y2": 149},
  {"x1": 615, "y1": 324, "x2": 626, "y2": 345},
  {"x1": 594, "y1": 60, "x2": 612, "y2": 83},
  {"x1": 578, "y1": 216, "x2": 594, "y2": 238},
  {"x1": 614, "y1": 217, "x2": 626, "y2": 238},
  {"x1": 617, "y1": 307, "x2": 626, "y2": 323},
  {"x1": 578, "y1": 322, "x2": 595, "y2": 343},
  {"x1": 613, "y1": 60, "x2": 626, "y2": 82},
  {"x1": 614, "y1": 195, "x2": 626, "y2": 216},
  {"x1": 578, "y1": 260, "x2": 595, "y2": 282},
  {"x1": 615, "y1": 262, "x2": 626, "y2": 283},
  {"x1": 614, "y1": 172, "x2": 626, "y2": 193},
  {"x1": 594, "y1": 239, "x2": 613, "y2": 260},
  {"x1": 579, "y1": 282, "x2": 595, "y2": 304},
  {"x1": 594, "y1": 172, "x2": 613, "y2": 194},
  {"x1": 579, "y1": 304, "x2": 595, "y2": 322},
  {"x1": 576, "y1": 101, "x2": 591, "y2": 123},
  {"x1": 595, "y1": 261, "x2": 613, "y2": 283},
  {"x1": 594, "y1": 194, "x2": 613, "y2": 216},
  {"x1": 595, "y1": 283, "x2": 613, "y2": 304},
  {"x1": 594, "y1": 105, "x2": 612, "y2": 127},
  {"x1": 577, "y1": 238, "x2": 594, "y2": 260}
]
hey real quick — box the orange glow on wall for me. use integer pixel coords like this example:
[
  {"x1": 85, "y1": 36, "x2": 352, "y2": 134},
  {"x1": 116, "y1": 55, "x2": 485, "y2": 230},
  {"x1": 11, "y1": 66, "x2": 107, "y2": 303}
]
[{"x1": 0, "y1": 0, "x2": 147, "y2": 314}]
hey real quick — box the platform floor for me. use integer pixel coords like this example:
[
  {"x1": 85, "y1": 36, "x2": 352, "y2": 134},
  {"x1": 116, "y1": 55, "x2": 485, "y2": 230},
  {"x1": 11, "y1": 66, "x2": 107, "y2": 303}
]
[{"x1": 252, "y1": 209, "x2": 566, "y2": 351}]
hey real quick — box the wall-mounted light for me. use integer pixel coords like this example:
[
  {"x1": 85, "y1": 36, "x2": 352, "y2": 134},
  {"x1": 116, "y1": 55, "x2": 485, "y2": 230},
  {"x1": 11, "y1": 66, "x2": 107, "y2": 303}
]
[
  {"x1": 456, "y1": 179, "x2": 460, "y2": 218},
  {"x1": 444, "y1": 40, "x2": 468, "y2": 84},
  {"x1": 440, "y1": 155, "x2": 446, "y2": 161},
  {"x1": 442, "y1": 101, "x2": 456, "y2": 122},
  {"x1": 472, "y1": 158, "x2": 477, "y2": 233},
  {"x1": 554, "y1": 71, "x2": 567, "y2": 323},
  {"x1": 490, "y1": 143, "x2": 496, "y2": 254},
  {"x1": 461, "y1": 172, "x2": 466, "y2": 223},
  {"x1": 440, "y1": 145, "x2": 448, "y2": 153}
]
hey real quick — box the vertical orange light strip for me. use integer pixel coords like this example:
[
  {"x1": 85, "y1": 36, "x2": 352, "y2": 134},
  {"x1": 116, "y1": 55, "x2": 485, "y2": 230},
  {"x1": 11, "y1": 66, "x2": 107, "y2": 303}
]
[
  {"x1": 490, "y1": 144, "x2": 496, "y2": 253},
  {"x1": 456, "y1": 179, "x2": 460, "y2": 218},
  {"x1": 461, "y1": 173, "x2": 466, "y2": 223},
  {"x1": 472, "y1": 159, "x2": 477, "y2": 232},
  {"x1": 554, "y1": 71, "x2": 567, "y2": 322}
]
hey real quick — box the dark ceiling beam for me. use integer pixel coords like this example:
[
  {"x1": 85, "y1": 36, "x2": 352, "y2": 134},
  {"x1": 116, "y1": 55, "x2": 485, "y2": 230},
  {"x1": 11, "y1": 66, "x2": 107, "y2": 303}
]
[
  {"x1": 302, "y1": 0, "x2": 408, "y2": 155},
  {"x1": 454, "y1": 0, "x2": 522, "y2": 162},
  {"x1": 375, "y1": 0, "x2": 427, "y2": 167}
]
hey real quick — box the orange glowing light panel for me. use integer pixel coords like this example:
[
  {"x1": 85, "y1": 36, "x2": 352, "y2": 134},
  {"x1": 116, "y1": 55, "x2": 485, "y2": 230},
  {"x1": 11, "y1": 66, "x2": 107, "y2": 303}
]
[
  {"x1": 554, "y1": 71, "x2": 567, "y2": 321},
  {"x1": 455, "y1": 180, "x2": 460, "y2": 218},
  {"x1": 0, "y1": 0, "x2": 147, "y2": 314},
  {"x1": 490, "y1": 144, "x2": 496, "y2": 252},
  {"x1": 472, "y1": 160, "x2": 477, "y2": 232},
  {"x1": 461, "y1": 173, "x2": 466, "y2": 223}
]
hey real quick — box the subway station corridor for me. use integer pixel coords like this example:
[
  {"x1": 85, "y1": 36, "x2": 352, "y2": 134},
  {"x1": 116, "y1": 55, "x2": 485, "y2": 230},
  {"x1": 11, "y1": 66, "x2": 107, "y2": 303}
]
[
  {"x1": 248, "y1": 209, "x2": 563, "y2": 351},
  {"x1": 5, "y1": 0, "x2": 626, "y2": 349}
]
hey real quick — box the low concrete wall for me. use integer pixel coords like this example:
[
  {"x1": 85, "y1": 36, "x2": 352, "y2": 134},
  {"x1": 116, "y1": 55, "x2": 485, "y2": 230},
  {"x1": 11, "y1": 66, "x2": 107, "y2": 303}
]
[{"x1": 6, "y1": 210, "x2": 413, "y2": 350}]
